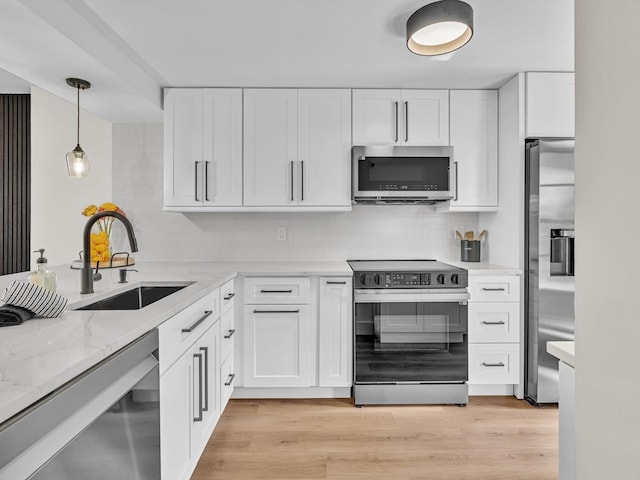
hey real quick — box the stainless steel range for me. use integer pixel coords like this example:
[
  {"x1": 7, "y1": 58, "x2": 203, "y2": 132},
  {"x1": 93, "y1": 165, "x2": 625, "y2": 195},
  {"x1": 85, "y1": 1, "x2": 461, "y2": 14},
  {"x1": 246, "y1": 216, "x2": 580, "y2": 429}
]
[{"x1": 349, "y1": 260, "x2": 469, "y2": 406}]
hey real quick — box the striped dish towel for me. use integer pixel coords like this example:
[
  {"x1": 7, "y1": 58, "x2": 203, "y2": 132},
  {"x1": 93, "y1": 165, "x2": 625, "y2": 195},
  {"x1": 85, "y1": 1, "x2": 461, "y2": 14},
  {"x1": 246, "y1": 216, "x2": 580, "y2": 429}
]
[{"x1": 1, "y1": 281, "x2": 68, "y2": 318}]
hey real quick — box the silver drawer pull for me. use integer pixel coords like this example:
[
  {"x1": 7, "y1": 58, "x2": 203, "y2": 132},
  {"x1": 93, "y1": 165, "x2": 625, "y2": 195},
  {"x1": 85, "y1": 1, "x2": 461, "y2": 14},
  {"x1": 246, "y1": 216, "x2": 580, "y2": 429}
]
[
  {"x1": 260, "y1": 289, "x2": 293, "y2": 293},
  {"x1": 482, "y1": 287, "x2": 506, "y2": 291},
  {"x1": 181, "y1": 310, "x2": 212, "y2": 333},
  {"x1": 482, "y1": 362, "x2": 505, "y2": 367},
  {"x1": 224, "y1": 373, "x2": 236, "y2": 386},
  {"x1": 481, "y1": 321, "x2": 506, "y2": 325},
  {"x1": 326, "y1": 281, "x2": 347, "y2": 285},
  {"x1": 224, "y1": 293, "x2": 235, "y2": 300},
  {"x1": 253, "y1": 309, "x2": 300, "y2": 314},
  {"x1": 224, "y1": 329, "x2": 236, "y2": 339}
]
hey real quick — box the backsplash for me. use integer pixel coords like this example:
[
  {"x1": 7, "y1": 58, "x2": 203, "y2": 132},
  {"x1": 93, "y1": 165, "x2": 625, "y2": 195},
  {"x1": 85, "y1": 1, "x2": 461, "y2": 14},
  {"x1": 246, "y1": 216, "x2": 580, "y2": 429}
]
[{"x1": 112, "y1": 123, "x2": 478, "y2": 262}]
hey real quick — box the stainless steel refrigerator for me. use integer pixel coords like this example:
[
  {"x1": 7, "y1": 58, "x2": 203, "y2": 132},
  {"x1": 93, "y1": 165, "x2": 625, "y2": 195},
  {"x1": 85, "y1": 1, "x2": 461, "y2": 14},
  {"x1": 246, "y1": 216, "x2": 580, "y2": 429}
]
[{"x1": 525, "y1": 139, "x2": 575, "y2": 405}]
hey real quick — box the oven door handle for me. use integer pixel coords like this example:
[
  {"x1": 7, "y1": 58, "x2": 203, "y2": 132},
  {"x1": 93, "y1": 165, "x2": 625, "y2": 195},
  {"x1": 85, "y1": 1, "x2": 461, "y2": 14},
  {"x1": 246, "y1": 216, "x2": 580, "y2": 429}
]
[{"x1": 353, "y1": 290, "x2": 469, "y2": 304}]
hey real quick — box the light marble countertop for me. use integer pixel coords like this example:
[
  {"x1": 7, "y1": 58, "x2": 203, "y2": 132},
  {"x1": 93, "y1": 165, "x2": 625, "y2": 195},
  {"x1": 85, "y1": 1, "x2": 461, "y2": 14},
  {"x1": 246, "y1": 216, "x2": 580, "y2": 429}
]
[
  {"x1": 0, "y1": 260, "x2": 351, "y2": 424},
  {"x1": 442, "y1": 259, "x2": 522, "y2": 275},
  {"x1": 547, "y1": 341, "x2": 575, "y2": 368}
]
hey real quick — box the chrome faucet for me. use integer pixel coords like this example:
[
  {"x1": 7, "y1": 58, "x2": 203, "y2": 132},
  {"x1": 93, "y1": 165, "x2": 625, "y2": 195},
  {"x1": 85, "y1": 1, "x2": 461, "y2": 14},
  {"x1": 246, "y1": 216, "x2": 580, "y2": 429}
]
[{"x1": 81, "y1": 211, "x2": 138, "y2": 294}]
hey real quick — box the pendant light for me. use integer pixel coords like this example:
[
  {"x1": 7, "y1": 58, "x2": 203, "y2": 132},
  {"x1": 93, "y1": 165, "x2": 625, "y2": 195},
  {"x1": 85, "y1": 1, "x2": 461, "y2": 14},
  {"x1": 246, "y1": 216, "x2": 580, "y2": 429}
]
[
  {"x1": 407, "y1": 0, "x2": 474, "y2": 56},
  {"x1": 65, "y1": 78, "x2": 91, "y2": 177}
]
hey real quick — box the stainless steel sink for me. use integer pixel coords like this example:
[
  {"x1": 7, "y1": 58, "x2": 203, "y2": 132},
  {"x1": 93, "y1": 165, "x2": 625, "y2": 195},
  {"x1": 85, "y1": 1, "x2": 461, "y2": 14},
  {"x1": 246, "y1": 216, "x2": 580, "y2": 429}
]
[{"x1": 75, "y1": 284, "x2": 189, "y2": 310}]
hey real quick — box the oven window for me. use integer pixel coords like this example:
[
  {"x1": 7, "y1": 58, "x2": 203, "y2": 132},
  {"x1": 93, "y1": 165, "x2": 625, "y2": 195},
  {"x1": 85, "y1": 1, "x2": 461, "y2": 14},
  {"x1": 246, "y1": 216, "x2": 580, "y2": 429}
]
[
  {"x1": 357, "y1": 157, "x2": 449, "y2": 191},
  {"x1": 355, "y1": 301, "x2": 467, "y2": 384}
]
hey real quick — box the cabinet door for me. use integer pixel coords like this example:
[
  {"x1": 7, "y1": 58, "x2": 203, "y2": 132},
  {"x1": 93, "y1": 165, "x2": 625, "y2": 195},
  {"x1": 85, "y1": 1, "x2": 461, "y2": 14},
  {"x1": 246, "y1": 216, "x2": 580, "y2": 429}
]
[
  {"x1": 202, "y1": 89, "x2": 243, "y2": 206},
  {"x1": 164, "y1": 88, "x2": 203, "y2": 207},
  {"x1": 243, "y1": 89, "x2": 298, "y2": 206},
  {"x1": 525, "y1": 72, "x2": 575, "y2": 138},
  {"x1": 401, "y1": 90, "x2": 449, "y2": 145},
  {"x1": 449, "y1": 90, "x2": 498, "y2": 208},
  {"x1": 352, "y1": 89, "x2": 401, "y2": 145},
  {"x1": 160, "y1": 348, "x2": 193, "y2": 480},
  {"x1": 243, "y1": 305, "x2": 311, "y2": 387},
  {"x1": 297, "y1": 89, "x2": 351, "y2": 206},
  {"x1": 318, "y1": 277, "x2": 353, "y2": 387}
]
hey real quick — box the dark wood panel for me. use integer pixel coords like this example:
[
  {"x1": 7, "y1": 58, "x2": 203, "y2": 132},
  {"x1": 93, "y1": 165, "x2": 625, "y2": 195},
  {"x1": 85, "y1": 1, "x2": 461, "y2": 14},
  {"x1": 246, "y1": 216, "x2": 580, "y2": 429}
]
[{"x1": 0, "y1": 94, "x2": 30, "y2": 275}]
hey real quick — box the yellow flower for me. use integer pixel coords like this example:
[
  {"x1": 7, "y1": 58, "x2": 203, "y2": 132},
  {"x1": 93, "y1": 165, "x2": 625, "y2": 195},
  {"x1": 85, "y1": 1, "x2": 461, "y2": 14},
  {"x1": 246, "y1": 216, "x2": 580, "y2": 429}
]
[
  {"x1": 100, "y1": 202, "x2": 118, "y2": 212},
  {"x1": 82, "y1": 204, "x2": 98, "y2": 216}
]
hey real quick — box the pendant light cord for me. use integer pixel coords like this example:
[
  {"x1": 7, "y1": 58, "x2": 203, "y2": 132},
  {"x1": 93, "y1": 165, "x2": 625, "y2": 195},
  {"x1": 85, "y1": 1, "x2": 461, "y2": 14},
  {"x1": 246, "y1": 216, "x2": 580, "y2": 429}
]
[{"x1": 76, "y1": 85, "x2": 80, "y2": 145}]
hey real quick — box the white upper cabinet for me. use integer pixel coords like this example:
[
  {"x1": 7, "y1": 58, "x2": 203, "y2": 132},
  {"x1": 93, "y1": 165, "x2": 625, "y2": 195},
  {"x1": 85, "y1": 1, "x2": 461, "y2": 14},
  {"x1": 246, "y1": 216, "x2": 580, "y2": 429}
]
[
  {"x1": 352, "y1": 89, "x2": 449, "y2": 146},
  {"x1": 525, "y1": 72, "x2": 575, "y2": 138},
  {"x1": 446, "y1": 90, "x2": 498, "y2": 211},
  {"x1": 243, "y1": 89, "x2": 298, "y2": 206},
  {"x1": 164, "y1": 88, "x2": 242, "y2": 208},
  {"x1": 243, "y1": 88, "x2": 351, "y2": 208}
]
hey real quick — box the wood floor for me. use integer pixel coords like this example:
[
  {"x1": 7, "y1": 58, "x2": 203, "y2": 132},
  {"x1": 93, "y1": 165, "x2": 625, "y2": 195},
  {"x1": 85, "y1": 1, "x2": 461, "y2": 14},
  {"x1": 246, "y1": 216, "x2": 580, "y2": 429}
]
[{"x1": 192, "y1": 397, "x2": 558, "y2": 480}]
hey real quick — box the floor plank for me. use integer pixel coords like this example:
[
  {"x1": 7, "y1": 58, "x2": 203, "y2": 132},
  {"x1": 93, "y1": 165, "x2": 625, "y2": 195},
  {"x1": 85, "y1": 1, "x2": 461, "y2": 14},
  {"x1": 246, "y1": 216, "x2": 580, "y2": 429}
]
[{"x1": 191, "y1": 397, "x2": 558, "y2": 480}]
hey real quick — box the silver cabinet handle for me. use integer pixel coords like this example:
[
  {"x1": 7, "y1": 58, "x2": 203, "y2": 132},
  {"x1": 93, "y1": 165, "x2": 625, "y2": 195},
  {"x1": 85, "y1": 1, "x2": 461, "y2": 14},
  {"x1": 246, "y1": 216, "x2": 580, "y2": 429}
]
[
  {"x1": 482, "y1": 288, "x2": 506, "y2": 291},
  {"x1": 482, "y1": 362, "x2": 505, "y2": 367},
  {"x1": 224, "y1": 373, "x2": 236, "y2": 386},
  {"x1": 253, "y1": 309, "x2": 300, "y2": 314},
  {"x1": 193, "y1": 352, "x2": 204, "y2": 422},
  {"x1": 453, "y1": 161, "x2": 459, "y2": 201},
  {"x1": 394, "y1": 101, "x2": 399, "y2": 142},
  {"x1": 200, "y1": 346, "x2": 209, "y2": 412},
  {"x1": 481, "y1": 321, "x2": 506, "y2": 325},
  {"x1": 224, "y1": 292, "x2": 235, "y2": 300},
  {"x1": 260, "y1": 289, "x2": 293, "y2": 293},
  {"x1": 194, "y1": 161, "x2": 200, "y2": 201},
  {"x1": 181, "y1": 310, "x2": 212, "y2": 333},
  {"x1": 404, "y1": 101, "x2": 408, "y2": 142},
  {"x1": 224, "y1": 329, "x2": 236, "y2": 339},
  {"x1": 290, "y1": 160, "x2": 294, "y2": 202},
  {"x1": 326, "y1": 281, "x2": 347, "y2": 285},
  {"x1": 204, "y1": 161, "x2": 211, "y2": 201},
  {"x1": 300, "y1": 160, "x2": 304, "y2": 201}
]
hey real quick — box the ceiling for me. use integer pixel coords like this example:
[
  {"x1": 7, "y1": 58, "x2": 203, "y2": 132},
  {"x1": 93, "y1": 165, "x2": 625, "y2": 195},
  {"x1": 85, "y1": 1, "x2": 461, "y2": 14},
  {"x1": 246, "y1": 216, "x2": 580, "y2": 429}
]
[{"x1": 0, "y1": 0, "x2": 574, "y2": 122}]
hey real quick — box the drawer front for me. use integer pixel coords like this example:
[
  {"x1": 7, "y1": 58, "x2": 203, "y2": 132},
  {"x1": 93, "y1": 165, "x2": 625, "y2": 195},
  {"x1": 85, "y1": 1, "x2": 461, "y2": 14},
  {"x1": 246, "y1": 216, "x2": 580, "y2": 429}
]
[
  {"x1": 468, "y1": 343, "x2": 520, "y2": 384},
  {"x1": 469, "y1": 275, "x2": 520, "y2": 302},
  {"x1": 221, "y1": 354, "x2": 235, "y2": 409},
  {"x1": 244, "y1": 277, "x2": 310, "y2": 304},
  {"x1": 220, "y1": 307, "x2": 235, "y2": 363},
  {"x1": 158, "y1": 290, "x2": 218, "y2": 374},
  {"x1": 468, "y1": 303, "x2": 520, "y2": 343},
  {"x1": 220, "y1": 278, "x2": 236, "y2": 313}
]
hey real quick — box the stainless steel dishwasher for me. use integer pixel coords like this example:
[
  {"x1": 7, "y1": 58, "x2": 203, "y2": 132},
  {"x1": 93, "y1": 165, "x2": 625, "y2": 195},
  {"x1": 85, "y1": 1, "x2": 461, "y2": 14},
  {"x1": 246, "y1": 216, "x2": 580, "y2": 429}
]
[{"x1": 0, "y1": 330, "x2": 160, "y2": 480}]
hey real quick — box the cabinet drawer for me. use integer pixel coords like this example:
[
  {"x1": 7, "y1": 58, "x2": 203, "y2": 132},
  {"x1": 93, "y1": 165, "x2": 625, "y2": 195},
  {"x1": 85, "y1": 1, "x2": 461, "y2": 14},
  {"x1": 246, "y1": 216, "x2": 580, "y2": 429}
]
[
  {"x1": 220, "y1": 278, "x2": 235, "y2": 313},
  {"x1": 468, "y1": 343, "x2": 520, "y2": 384},
  {"x1": 468, "y1": 303, "x2": 520, "y2": 343},
  {"x1": 469, "y1": 275, "x2": 520, "y2": 302},
  {"x1": 221, "y1": 353, "x2": 235, "y2": 409},
  {"x1": 158, "y1": 291, "x2": 218, "y2": 374},
  {"x1": 220, "y1": 307, "x2": 235, "y2": 363},
  {"x1": 244, "y1": 277, "x2": 310, "y2": 304}
]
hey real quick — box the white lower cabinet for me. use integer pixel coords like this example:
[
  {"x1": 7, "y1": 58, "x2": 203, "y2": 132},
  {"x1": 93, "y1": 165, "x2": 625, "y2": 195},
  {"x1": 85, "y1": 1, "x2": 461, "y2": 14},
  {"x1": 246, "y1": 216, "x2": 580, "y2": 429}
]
[
  {"x1": 243, "y1": 304, "x2": 312, "y2": 387},
  {"x1": 159, "y1": 284, "x2": 236, "y2": 480},
  {"x1": 318, "y1": 277, "x2": 353, "y2": 387},
  {"x1": 467, "y1": 275, "x2": 521, "y2": 388}
]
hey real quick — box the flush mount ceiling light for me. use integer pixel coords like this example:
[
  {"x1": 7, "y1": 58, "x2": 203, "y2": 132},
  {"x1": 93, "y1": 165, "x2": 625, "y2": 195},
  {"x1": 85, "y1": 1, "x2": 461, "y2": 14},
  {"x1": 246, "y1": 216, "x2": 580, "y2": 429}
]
[
  {"x1": 406, "y1": 0, "x2": 474, "y2": 56},
  {"x1": 65, "y1": 77, "x2": 91, "y2": 178}
]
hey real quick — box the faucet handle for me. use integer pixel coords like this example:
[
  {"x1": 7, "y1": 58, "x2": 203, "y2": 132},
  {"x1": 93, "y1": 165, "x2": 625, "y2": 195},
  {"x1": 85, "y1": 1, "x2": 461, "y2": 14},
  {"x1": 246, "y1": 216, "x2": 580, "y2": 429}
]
[
  {"x1": 118, "y1": 268, "x2": 139, "y2": 284},
  {"x1": 93, "y1": 261, "x2": 102, "y2": 282}
]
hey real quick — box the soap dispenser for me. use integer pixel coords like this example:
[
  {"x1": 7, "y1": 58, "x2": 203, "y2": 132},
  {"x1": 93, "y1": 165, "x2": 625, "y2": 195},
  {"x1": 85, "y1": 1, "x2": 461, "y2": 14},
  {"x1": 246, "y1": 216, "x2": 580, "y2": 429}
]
[{"x1": 28, "y1": 248, "x2": 57, "y2": 292}]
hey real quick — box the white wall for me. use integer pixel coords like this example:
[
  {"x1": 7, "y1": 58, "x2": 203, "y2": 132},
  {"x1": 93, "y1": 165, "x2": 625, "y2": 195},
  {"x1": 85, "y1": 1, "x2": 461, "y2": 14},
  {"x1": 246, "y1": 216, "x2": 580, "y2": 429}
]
[
  {"x1": 575, "y1": 1, "x2": 640, "y2": 478},
  {"x1": 30, "y1": 86, "x2": 112, "y2": 267},
  {"x1": 111, "y1": 123, "x2": 478, "y2": 262}
]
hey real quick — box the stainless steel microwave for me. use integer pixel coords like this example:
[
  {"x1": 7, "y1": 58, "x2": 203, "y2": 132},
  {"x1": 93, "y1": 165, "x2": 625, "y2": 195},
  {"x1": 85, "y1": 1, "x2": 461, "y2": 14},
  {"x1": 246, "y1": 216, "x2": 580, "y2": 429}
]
[{"x1": 352, "y1": 145, "x2": 454, "y2": 204}]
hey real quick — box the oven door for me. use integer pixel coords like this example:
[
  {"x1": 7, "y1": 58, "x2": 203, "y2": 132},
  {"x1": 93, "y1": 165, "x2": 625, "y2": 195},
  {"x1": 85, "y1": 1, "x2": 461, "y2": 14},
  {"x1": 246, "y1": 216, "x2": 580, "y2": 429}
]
[{"x1": 354, "y1": 290, "x2": 468, "y2": 384}]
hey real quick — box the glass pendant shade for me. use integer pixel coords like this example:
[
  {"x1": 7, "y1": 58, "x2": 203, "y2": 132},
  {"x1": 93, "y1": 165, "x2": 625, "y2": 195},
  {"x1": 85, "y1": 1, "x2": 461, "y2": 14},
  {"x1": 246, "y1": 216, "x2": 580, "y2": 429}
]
[
  {"x1": 407, "y1": 0, "x2": 474, "y2": 56},
  {"x1": 66, "y1": 144, "x2": 90, "y2": 177}
]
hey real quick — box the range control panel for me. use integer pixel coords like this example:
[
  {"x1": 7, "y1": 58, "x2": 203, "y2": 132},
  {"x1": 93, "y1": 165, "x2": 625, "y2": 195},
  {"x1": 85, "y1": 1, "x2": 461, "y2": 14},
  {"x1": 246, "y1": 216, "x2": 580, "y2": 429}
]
[{"x1": 354, "y1": 271, "x2": 467, "y2": 289}]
